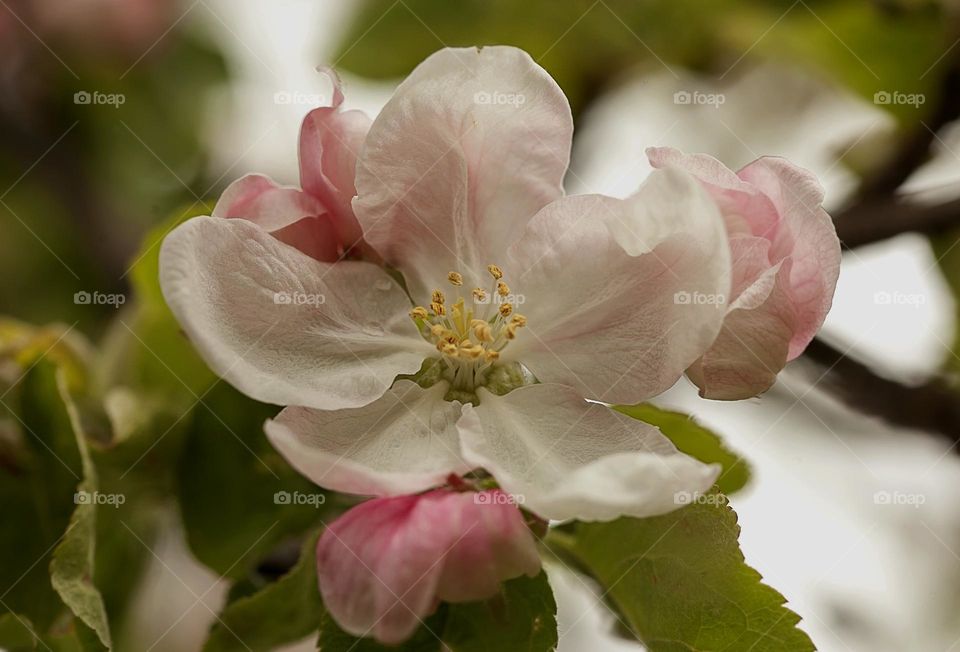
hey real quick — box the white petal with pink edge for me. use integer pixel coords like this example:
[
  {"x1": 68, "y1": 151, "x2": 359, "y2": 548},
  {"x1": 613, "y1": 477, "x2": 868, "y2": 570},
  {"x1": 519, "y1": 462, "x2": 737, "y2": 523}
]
[
  {"x1": 159, "y1": 216, "x2": 426, "y2": 410},
  {"x1": 352, "y1": 46, "x2": 573, "y2": 299}
]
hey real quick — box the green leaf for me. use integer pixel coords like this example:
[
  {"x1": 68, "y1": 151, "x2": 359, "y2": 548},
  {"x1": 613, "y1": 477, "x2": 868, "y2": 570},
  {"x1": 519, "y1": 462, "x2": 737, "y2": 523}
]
[
  {"x1": 49, "y1": 372, "x2": 111, "y2": 650},
  {"x1": 615, "y1": 404, "x2": 750, "y2": 494},
  {"x1": 550, "y1": 499, "x2": 814, "y2": 651},
  {"x1": 203, "y1": 532, "x2": 324, "y2": 652},
  {"x1": 442, "y1": 573, "x2": 557, "y2": 652},
  {"x1": 316, "y1": 573, "x2": 557, "y2": 652},
  {"x1": 0, "y1": 613, "x2": 39, "y2": 650},
  {"x1": 177, "y1": 383, "x2": 336, "y2": 578},
  {"x1": 0, "y1": 362, "x2": 86, "y2": 630}
]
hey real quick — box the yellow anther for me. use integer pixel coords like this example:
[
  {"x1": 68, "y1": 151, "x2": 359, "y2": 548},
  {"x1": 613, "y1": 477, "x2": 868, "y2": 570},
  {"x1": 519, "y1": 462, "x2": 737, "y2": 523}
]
[
  {"x1": 460, "y1": 342, "x2": 485, "y2": 359},
  {"x1": 471, "y1": 319, "x2": 493, "y2": 342},
  {"x1": 510, "y1": 314, "x2": 527, "y2": 327},
  {"x1": 499, "y1": 303, "x2": 513, "y2": 318},
  {"x1": 497, "y1": 281, "x2": 510, "y2": 297},
  {"x1": 472, "y1": 288, "x2": 488, "y2": 303},
  {"x1": 430, "y1": 301, "x2": 446, "y2": 316},
  {"x1": 484, "y1": 350, "x2": 500, "y2": 362},
  {"x1": 506, "y1": 323, "x2": 519, "y2": 339},
  {"x1": 487, "y1": 264, "x2": 503, "y2": 280},
  {"x1": 430, "y1": 324, "x2": 447, "y2": 337},
  {"x1": 432, "y1": 289, "x2": 446, "y2": 305},
  {"x1": 409, "y1": 306, "x2": 429, "y2": 320},
  {"x1": 447, "y1": 271, "x2": 463, "y2": 286},
  {"x1": 440, "y1": 342, "x2": 459, "y2": 356}
]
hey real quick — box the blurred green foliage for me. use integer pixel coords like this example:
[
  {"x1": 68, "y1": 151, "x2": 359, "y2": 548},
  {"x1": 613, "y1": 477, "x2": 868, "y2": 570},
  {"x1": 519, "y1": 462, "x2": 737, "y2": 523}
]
[{"x1": 335, "y1": 0, "x2": 947, "y2": 121}]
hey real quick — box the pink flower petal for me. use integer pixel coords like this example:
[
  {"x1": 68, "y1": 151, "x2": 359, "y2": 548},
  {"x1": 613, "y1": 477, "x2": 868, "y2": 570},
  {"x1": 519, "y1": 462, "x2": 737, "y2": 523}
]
[
  {"x1": 352, "y1": 46, "x2": 573, "y2": 300},
  {"x1": 298, "y1": 69, "x2": 371, "y2": 252},
  {"x1": 647, "y1": 147, "x2": 840, "y2": 399},
  {"x1": 316, "y1": 489, "x2": 540, "y2": 644},
  {"x1": 212, "y1": 174, "x2": 338, "y2": 261}
]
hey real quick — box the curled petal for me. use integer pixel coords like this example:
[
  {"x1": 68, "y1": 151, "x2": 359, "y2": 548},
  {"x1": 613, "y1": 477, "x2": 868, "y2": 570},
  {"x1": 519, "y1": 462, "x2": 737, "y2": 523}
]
[
  {"x1": 159, "y1": 216, "x2": 426, "y2": 410},
  {"x1": 316, "y1": 488, "x2": 540, "y2": 644},
  {"x1": 737, "y1": 156, "x2": 840, "y2": 359},
  {"x1": 458, "y1": 384, "x2": 720, "y2": 522},
  {"x1": 299, "y1": 83, "x2": 371, "y2": 250},
  {"x1": 212, "y1": 174, "x2": 338, "y2": 261},
  {"x1": 648, "y1": 147, "x2": 841, "y2": 397}
]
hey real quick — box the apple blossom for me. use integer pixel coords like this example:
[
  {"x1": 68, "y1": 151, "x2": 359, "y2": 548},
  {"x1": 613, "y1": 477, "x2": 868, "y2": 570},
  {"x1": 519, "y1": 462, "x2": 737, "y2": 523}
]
[
  {"x1": 160, "y1": 46, "x2": 734, "y2": 522},
  {"x1": 316, "y1": 487, "x2": 540, "y2": 644},
  {"x1": 212, "y1": 69, "x2": 370, "y2": 261},
  {"x1": 648, "y1": 147, "x2": 841, "y2": 400}
]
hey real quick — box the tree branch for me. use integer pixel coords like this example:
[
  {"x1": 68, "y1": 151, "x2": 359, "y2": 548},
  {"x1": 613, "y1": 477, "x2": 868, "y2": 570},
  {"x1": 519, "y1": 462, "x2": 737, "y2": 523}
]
[{"x1": 801, "y1": 338, "x2": 960, "y2": 442}]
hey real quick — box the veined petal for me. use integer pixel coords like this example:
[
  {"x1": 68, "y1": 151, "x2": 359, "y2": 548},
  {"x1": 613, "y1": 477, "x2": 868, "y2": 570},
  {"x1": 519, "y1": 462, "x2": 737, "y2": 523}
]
[
  {"x1": 265, "y1": 380, "x2": 469, "y2": 496},
  {"x1": 506, "y1": 168, "x2": 730, "y2": 405},
  {"x1": 737, "y1": 156, "x2": 840, "y2": 359},
  {"x1": 159, "y1": 216, "x2": 426, "y2": 410},
  {"x1": 353, "y1": 46, "x2": 573, "y2": 298},
  {"x1": 458, "y1": 384, "x2": 720, "y2": 522}
]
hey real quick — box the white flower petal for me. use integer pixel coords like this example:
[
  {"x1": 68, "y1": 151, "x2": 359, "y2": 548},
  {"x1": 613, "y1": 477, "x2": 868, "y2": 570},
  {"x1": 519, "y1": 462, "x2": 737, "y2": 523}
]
[
  {"x1": 458, "y1": 384, "x2": 720, "y2": 522},
  {"x1": 265, "y1": 380, "x2": 470, "y2": 496},
  {"x1": 505, "y1": 168, "x2": 731, "y2": 405},
  {"x1": 353, "y1": 45, "x2": 573, "y2": 298},
  {"x1": 159, "y1": 216, "x2": 426, "y2": 410}
]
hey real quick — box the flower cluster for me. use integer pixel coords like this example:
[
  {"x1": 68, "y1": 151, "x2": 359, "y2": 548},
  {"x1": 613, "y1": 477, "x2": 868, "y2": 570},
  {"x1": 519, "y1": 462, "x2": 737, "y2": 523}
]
[{"x1": 159, "y1": 46, "x2": 839, "y2": 644}]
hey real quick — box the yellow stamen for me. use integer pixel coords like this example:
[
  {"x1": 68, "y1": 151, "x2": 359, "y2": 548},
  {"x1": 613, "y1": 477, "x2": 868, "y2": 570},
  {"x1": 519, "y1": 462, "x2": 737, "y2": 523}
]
[
  {"x1": 510, "y1": 314, "x2": 527, "y2": 327},
  {"x1": 497, "y1": 281, "x2": 510, "y2": 297},
  {"x1": 485, "y1": 350, "x2": 500, "y2": 362},
  {"x1": 471, "y1": 319, "x2": 493, "y2": 342},
  {"x1": 430, "y1": 301, "x2": 446, "y2": 316},
  {"x1": 440, "y1": 342, "x2": 459, "y2": 356},
  {"x1": 447, "y1": 271, "x2": 463, "y2": 286},
  {"x1": 487, "y1": 264, "x2": 503, "y2": 280},
  {"x1": 506, "y1": 323, "x2": 519, "y2": 339},
  {"x1": 409, "y1": 306, "x2": 429, "y2": 320},
  {"x1": 472, "y1": 288, "x2": 488, "y2": 303},
  {"x1": 499, "y1": 303, "x2": 513, "y2": 318},
  {"x1": 432, "y1": 289, "x2": 446, "y2": 305}
]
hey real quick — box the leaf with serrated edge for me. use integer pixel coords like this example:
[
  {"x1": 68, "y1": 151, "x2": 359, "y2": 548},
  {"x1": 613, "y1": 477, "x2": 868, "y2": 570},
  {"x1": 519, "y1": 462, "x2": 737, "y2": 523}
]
[{"x1": 550, "y1": 499, "x2": 813, "y2": 652}]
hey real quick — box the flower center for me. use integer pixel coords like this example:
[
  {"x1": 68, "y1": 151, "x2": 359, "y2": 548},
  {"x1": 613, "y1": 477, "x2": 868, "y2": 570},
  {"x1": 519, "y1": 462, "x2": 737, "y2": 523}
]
[{"x1": 408, "y1": 263, "x2": 528, "y2": 393}]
